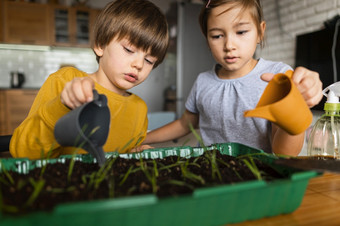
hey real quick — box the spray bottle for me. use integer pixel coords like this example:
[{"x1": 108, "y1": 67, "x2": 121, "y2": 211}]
[{"x1": 307, "y1": 82, "x2": 340, "y2": 159}]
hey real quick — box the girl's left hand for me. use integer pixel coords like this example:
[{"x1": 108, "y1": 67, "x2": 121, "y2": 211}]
[
  {"x1": 261, "y1": 67, "x2": 323, "y2": 108},
  {"x1": 130, "y1": 144, "x2": 153, "y2": 153}
]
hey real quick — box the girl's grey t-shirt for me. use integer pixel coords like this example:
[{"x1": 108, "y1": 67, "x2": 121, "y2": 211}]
[{"x1": 185, "y1": 58, "x2": 292, "y2": 153}]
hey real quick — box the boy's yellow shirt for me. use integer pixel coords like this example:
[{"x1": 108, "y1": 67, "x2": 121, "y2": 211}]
[{"x1": 10, "y1": 67, "x2": 148, "y2": 159}]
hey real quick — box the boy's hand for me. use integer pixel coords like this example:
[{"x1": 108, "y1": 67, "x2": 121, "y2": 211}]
[
  {"x1": 261, "y1": 67, "x2": 323, "y2": 108},
  {"x1": 60, "y1": 77, "x2": 95, "y2": 109}
]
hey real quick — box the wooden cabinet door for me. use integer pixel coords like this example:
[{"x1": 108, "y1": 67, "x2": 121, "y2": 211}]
[
  {"x1": 0, "y1": 89, "x2": 38, "y2": 135},
  {"x1": 50, "y1": 5, "x2": 98, "y2": 47},
  {"x1": 50, "y1": 5, "x2": 71, "y2": 46},
  {"x1": 3, "y1": 1, "x2": 50, "y2": 45},
  {"x1": 0, "y1": 0, "x2": 3, "y2": 43},
  {"x1": 73, "y1": 8, "x2": 89, "y2": 47}
]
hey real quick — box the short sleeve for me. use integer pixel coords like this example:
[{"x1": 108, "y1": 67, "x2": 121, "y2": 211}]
[{"x1": 185, "y1": 79, "x2": 199, "y2": 114}]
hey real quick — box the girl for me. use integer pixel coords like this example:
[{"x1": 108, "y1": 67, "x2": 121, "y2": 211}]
[
  {"x1": 10, "y1": 0, "x2": 169, "y2": 159},
  {"x1": 143, "y1": 0, "x2": 322, "y2": 156}
]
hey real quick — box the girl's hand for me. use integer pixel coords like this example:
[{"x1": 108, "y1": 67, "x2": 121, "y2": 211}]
[
  {"x1": 60, "y1": 77, "x2": 95, "y2": 109},
  {"x1": 130, "y1": 144, "x2": 153, "y2": 153},
  {"x1": 261, "y1": 67, "x2": 323, "y2": 108}
]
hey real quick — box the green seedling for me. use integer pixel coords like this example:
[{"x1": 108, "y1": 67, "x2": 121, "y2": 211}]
[
  {"x1": 152, "y1": 159, "x2": 159, "y2": 177},
  {"x1": 16, "y1": 178, "x2": 28, "y2": 191},
  {"x1": 237, "y1": 152, "x2": 271, "y2": 160},
  {"x1": 81, "y1": 157, "x2": 117, "y2": 191},
  {"x1": 163, "y1": 179, "x2": 195, "y2": 191},
  {"x1": 181, "y1": 138, "x2": 191, "y2": 147},
  {"x1": 180, "y1": 159, "x2": 205, "y2": 185},
  {"x1": 208, "y1": 150, "x2": 222, "y2": 182},
  {"x1": 84, "y1": 172, "x2": 96, "y2": 190},
  {"x1": 120, "y1": 137, "x2": 135, "y2": 153},
  {"x1": 138, "y1": 157, "x2": 159, "y2": 193},
  {"x1": 188, "y1": 123, "x2": 222, "y2": 181},
  {"x1": 67, "y1": 148, "x2": 80, "y2": 182},
  {"x1": 0, "y1": 161, "x2": 14, "y2": 186},
  {"x1": 92, "y1": 157, "x2": 117, "y2": 190},
  {"x1": 134, "y1": 133, "x2": 144, "y2": 147},
  {"x1": 68, "y1": 124, "x2": 101, "y2": 182},
  {"x1": 126, "y1": 186, "x2": 137, "y2": 196},
  {"x1": 47, "y1": 186, "x2": 76, "y2": 193},
  {"x1": 158, "y1": 160, "x2": 183, "y2": 174},
  {"x1": 107, "y1": 172, "x2": 115, "y2": 198},
  {"x1": 0, "y1": 177, "x2": 11, "y2": 187},
  {"x1": 24, "y1": 177, "x2": 45, "y2": 207},
  {"x1": 119, "y1": 165, "x2": 134, "y2": 186},
  {"x1": 201, "y1": 150, "x2": 222, "y2": 182},
  {"x1": 241, "y1": 157, "x2": 262, "y2": 180},
  {"x1": 189, "y1": 123, "x2": 206, "y2": 150},
  {"x1": 216, "y1": 158, "x2": 243, "y2": 180},
  {"x1": 39, "y1": 146, "x2": 54, "y2": 178}
]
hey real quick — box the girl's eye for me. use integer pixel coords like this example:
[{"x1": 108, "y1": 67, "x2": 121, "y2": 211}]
[
  {"x1": 211, "y1": 34, "x2": 223, "y2": 39},
  {"x1": 237, "y1": 30, "x2": 248, "y2": 35}
]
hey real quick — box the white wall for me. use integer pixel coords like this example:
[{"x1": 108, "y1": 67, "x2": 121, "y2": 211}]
[
  {"x1": 0, "y1": 48, "x2": 98, "y2": 88},
  {"x1": 257, "y1": 0, "x2": 340, "y2": 67}
]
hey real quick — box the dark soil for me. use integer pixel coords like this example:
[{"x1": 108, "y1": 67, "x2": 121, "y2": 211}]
[{"x1": 0, "y1": 150, "x2": 284, "y2": 216}]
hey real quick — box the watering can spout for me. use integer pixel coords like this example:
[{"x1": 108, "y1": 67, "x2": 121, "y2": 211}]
[{"x1": 244, "y1": 107, "x2": 276, "y2": 122}]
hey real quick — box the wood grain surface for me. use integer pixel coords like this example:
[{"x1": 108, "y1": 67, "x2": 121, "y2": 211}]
[{"x1": 229, "y1": 173, "x2": 340, "y2": 225}]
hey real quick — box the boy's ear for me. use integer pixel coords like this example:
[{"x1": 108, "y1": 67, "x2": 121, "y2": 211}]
[{"x1": 93, "y1": 45, "x2": 104, "y2": 57}]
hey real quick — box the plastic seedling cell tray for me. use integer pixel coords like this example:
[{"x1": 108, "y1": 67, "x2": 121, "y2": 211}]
[{"x1": 0, "y1": 143, "x2": 318, "y2": 226}]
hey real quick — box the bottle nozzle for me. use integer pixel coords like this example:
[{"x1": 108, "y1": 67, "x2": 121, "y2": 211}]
[
  {"x1": 327, "y1": 90, "x2": 338, "y2": 103},
  {"x1": 323, "y1": 82, "x2": 340, "y2": 103}
]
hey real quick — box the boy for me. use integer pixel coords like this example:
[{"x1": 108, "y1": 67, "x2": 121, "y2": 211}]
[{"x1": 10, "y1": 0, "x2": 169, "y2": 159}]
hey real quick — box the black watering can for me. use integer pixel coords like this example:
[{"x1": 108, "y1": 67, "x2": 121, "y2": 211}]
[{"x1": 54, "y1": 90, "x2": 110, "y2": 166}]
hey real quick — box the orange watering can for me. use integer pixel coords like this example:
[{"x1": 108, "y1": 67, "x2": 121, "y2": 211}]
[{"x1": 244, "y1": 70, "x2": 313, "y2": 135}]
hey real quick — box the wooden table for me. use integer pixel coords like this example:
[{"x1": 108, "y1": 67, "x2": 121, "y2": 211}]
[{"x1": 229, "y1": 173, "x2": 340, "y2": 225}]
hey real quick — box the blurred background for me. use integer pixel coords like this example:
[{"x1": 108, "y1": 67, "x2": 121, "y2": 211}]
[{"x1": 0, "y1": 0, "x2": 339, "y2": 154}]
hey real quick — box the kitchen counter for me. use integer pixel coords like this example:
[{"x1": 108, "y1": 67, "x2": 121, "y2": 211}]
[{"x1": 229, "y1": 172, "x2": 340, "y2": 225}]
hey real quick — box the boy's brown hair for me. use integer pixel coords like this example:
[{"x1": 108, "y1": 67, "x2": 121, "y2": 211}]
[
  {"x1": 199, "y1": 0, "x2": 265, "y2": 47},
  {"x1": 92, "y1": 0, "x2": 169, "y2": 68}
]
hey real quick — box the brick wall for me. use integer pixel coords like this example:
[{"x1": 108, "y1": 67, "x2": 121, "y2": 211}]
[{"x1": 257, "y1": 0, "x2": 340, "y2": 67}]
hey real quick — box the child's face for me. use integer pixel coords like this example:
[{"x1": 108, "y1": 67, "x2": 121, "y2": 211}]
[
  {"x1": 206, "y1": 3, "x2": 265, "y2": 79},
  {"x1": 94, "y1": 37, "x2": 157, "y2": 95}
]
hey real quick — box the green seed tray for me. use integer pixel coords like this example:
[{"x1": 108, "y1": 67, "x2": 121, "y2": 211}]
[{"x1": 0, "y1": 142, "x2": 318, "y2": 226}]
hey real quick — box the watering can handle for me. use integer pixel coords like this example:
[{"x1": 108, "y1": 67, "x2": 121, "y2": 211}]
[
  {"x1": 285, "y1": 70, "x2": 293, "y2": 78},
  {"x1": 92, "y1": 89, "x2": 108, "y2": 107},
  {"x1": 93, "y1": 89, "x2": 99, "y2": 101}
]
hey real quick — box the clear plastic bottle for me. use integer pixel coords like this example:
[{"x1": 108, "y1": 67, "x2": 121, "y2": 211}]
[{"x1": 307, "y1": 82, "x2": 340, "y2": 159}]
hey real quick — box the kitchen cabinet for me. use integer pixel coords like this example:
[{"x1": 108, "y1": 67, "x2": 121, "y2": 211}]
[
  {"x1": 0, "y1": 0, "x2": 3, "y2": 42},
  {"x1": 50, "y1": 5, "x2": 100, "y2": 47},
  {"x1": 3, "y1": 1, "x2": 50, "y2": 45},
  {"x1": 0, "y1": 1, "x2": 100, "y2": 47},
  {"x1": 0, "y1": 89, "x2": 38, "y2": 135}
]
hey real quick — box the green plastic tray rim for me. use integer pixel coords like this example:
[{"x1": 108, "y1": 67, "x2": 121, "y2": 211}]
[{"x1": 0, "y1": 142, "x2": 318, "y2": 226}]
